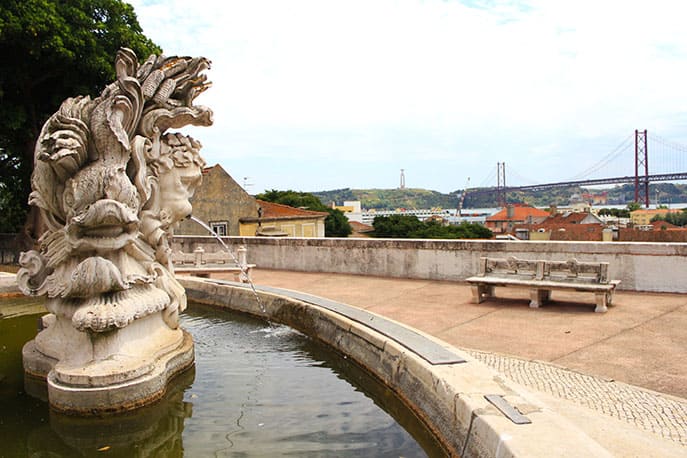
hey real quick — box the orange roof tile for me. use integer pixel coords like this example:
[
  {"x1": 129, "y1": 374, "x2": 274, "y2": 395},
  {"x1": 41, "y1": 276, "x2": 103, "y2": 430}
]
[
  {"x1": 350, "y1": 221, "x2": 374, "y2": 232},
  {"x1": 515, "y1": 223, "x2": 604, "y2": 241},
  {"x1": 256, "y1": 200, "x2": 329, "y2": 219},
  {"x1": 487, "y1": 205, "x2": 549, "y2": 222}
]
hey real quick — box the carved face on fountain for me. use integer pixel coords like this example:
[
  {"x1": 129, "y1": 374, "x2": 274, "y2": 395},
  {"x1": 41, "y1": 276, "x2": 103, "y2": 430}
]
[{"x1": 155, "y1": 133, "x2": 206, "y2": 231}]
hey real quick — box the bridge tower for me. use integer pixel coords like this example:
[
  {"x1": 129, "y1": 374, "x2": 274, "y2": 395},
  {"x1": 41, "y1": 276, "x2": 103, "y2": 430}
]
[
  {"x1": 399, "y1": 169, "x2": 406, "y2": 189},
  {"x1": 496, "y1": 162, "x2": 506, "y2": 207},
  {"x1": 634, "y1": 129, "x2": 649, "y2": 207}
]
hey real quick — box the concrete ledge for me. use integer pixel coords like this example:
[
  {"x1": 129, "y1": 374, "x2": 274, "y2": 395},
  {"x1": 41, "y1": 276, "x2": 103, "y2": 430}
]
[
  {"x1": 180, "y1": 276, "x2": 613, "y2": 457},
  {"x1": 173, "y1": 236, "x2": 687, "y2": 293},
  {"x1": 0, "y1": 272, "x2": 20, "y2": 294}
]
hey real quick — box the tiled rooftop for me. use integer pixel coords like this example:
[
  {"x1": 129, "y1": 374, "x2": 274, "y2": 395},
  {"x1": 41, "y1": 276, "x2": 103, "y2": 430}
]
[{"x1": 256, "y1": 200, "x2": 329, "y2": 219}]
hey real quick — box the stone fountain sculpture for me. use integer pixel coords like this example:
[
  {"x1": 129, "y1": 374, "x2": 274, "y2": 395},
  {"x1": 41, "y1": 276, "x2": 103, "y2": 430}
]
[{"x1": 16, "y1": 48, "x2": 212, "y2": 413}]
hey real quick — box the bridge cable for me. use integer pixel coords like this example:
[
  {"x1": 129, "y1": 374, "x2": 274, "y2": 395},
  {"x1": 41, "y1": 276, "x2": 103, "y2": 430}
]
[
  {"x1": 567, "y1": 134, "x2": 633, "y2": 181},
  {"x1": 651, "y1": 134, "x2": 687, "y2": 174},
  {"x1": 477, "y1": 165, "x2": 497, "y2": 188},
  {"x1": 507, "y1": 165, "x2": 540, "y2": 186}
]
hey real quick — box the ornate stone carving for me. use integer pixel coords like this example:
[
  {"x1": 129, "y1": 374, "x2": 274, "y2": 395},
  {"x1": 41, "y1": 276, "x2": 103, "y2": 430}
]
[{"x1": 17, "y1": 48, "x2": 212, "y2": 413}]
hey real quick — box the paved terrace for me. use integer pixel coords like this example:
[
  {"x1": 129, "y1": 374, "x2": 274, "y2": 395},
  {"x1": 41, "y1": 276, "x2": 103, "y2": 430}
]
[{"x1": 213, "y1": 269, "x2": 687, "y2": 451}]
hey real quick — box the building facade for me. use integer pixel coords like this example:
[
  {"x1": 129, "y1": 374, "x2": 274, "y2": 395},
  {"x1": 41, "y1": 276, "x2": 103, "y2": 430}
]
[
  {"x1": 176, "y1": 164, "x2": 327, "y2": 238},
  {"x1": 176, "y1": 164, "x2": 258, "y2": 236},
  {"x1": 485, "y1": 205, "x2": 550, "y2": 234},
  {"x1": 630, "y1": 208, "x2": 675, "y2": 226},
  {"x1": 240, "y1": 200, "x2": 327, "y2": 237}
]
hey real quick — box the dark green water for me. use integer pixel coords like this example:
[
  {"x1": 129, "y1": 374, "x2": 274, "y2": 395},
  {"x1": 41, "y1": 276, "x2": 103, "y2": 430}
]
[{"x1": 0, "y1": 301, "x2": 445, "y2": 457}]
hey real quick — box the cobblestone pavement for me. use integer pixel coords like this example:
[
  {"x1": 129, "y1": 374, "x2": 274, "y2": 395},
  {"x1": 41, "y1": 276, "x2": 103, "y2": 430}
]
[{"x1": 467, "y1": 349, "x2": 687, "y2": 446}]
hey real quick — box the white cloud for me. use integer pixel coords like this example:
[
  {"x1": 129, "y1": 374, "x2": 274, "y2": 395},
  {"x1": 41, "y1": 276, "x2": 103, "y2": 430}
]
[{"x1": 127, "y1": 0, "x2": 687, "y2": 193}]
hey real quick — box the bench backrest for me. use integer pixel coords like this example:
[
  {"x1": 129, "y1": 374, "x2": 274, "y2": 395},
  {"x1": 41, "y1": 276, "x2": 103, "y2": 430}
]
[
  {"x1": 171, "y1": 247, "x2": 247, "y2": 268},
  {"x1": 172, "y1": 251, "x2": 196, "y2": 265},
  {"x1": 202, "y1": 250, "x2": 232, "y2": 265},
  {"x1": 478, "y1": 256, "x2": 609, "y2": 284},
  {"x1": 545, "y1": 259, "x2": 608, "y2": 284},
  {"x1": 479, "y1": 256, "x2": 544, "y2": 280}
]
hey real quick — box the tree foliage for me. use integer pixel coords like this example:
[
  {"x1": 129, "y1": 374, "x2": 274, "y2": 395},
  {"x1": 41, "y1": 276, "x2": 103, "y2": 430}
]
[
  {"x1": 0, "y1": 0, "x2": 161, "y2": 233},
  {"x1": 626, "y1": 201, "x2": 642, "y2": 212},
  {"x1": 372, "y1": 215, "x2": 493, "y2": 239},
  {"x1": 324, "y1": 208, "x2": 353, "y2": 237},
  {"x1": 598, "y1": 207, "x2": 631, "y2": 218},
  {"x1": 0, "y1": 149, "x2": 26, "y2": 232},
  {"x1": 651, "y1": 209, "x2": 687, "y2": 227},
  {"x1": 255, "y1": 190, "x2": 352, "y2": 237},
  {"x1": 257, "y1": 189, "x2": 329, "y2": 211}
]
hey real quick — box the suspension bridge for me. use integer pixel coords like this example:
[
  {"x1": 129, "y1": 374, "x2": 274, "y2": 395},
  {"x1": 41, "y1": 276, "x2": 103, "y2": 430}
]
[{"x1": 469, "y1": 130, "x2": 687, "y2": 208}]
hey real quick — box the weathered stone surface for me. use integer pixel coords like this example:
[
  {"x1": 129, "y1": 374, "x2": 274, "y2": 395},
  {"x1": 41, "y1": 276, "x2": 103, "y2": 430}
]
[{"x1": 16, "y1": 48, "x2": 212, "y2": 413}]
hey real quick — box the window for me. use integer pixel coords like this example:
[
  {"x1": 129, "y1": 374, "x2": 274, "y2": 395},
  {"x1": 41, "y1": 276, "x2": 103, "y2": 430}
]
[
  {"x1": 280, "y1": 224, "x2": 296, "y2": 237},
  {"x1": 210, "y1": 221, "x2": 228, "y2": 237},
  {"x1": 302, "y1": 223, "x2": 315, "y2": 237}
]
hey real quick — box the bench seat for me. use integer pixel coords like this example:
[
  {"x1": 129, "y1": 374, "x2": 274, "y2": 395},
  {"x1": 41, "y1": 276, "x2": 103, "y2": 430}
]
[
  {"x1": 466, "y1": 257, "x2": 620, "y2": 313},
  {"x1": 175, "y1": 264, "x2": 256, "y2": 282},
  {"x1": 172, "y1": 246, "x2": 255, "y2": 283}
]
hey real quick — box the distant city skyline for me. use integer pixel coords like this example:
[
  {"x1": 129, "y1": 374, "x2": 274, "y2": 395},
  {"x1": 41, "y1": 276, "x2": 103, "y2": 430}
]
[{"x1": 130, "y1": 0, "x2": 687, "y2": 194}]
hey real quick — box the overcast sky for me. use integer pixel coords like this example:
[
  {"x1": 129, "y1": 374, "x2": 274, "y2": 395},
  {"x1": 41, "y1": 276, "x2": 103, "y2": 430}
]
[{"x1": 128, "y1": 0, "x2": 687, "y2": 194}]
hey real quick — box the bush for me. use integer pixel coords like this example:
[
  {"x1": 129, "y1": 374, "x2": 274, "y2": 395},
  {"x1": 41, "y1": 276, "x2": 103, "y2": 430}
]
[{"x1": 372, "y1": 215, "x2": 492, "y2": 239}]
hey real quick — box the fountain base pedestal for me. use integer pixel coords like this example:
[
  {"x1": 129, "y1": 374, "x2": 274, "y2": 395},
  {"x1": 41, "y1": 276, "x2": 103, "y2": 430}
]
[{"x1": 22, "y1": 310, "x2": 195, "y2": 414}]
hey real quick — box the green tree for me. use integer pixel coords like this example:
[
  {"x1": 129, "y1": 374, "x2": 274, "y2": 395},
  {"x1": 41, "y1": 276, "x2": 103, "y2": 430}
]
[
  {"x1": 598, "y1": 207, "x2": 630, "y2": 218},
  {"x1": 627, "y1": 202, "x2": 642, "y2": 212},
  {"x1": 651, "y1": 209, "x2": 687, "y2": 227},
  {"x1": 371, "y1": 215, "x2": 492, "y2": 239},
  {"x1": 372, "y1": 215, "x2": 424, "y2": 238},
  {"x1": 255, "y1": 190, "x2": 352, "y2": 237},
  {"x1": 257, "y1": 189, "x2": 328, "y2": 211},
  {"x1": 452, "y1": 221, "x2": 493, "y2": 239},
  {"x1": 0, "y1": 149, "x2": 26, "y2": 232},
  {"x1": 0, "y1": 0, "x2": 161, "y2": 241},
  {"x1": 324, "y1": 208, "x2": 352, "y2": 237}
]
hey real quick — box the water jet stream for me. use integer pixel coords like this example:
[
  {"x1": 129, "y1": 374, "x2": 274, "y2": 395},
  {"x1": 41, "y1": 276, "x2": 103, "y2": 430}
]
[{"x1": 187, "y1": 216, "x2": 271, "y2": 322}]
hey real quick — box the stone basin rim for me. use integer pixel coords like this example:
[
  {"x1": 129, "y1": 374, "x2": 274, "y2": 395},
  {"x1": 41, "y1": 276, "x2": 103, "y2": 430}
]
[{"x1": 180, "y1": 276, "x2": 614, "y2": 458}]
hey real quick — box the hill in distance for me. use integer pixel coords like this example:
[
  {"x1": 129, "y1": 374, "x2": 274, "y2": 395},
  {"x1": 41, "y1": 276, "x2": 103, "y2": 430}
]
[
  {"x1": 312, "y1": 183, "x2": 687, "y2": 211},
  {"x1": 312, "y1": 188, "x2": 461, "y2": 211}
]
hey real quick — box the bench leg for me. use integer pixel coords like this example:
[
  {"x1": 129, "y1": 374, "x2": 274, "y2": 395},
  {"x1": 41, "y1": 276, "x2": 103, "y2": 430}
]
[
  {"x1": 594, "y1": 292, "x2": 609, "y2": 313},
  {"x1": 471, "y1": 284, "x2": 493, "y2": 304},
  {"x1": 239, "y1": 267, "x2": 252, "y2": 284},
  {"x1": 529, "y1": 289, "x2": 550, "y2": 308}
]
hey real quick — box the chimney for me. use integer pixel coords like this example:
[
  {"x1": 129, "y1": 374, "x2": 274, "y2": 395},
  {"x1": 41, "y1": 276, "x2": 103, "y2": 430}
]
[
  {"x1": 549, "y1": 204, "x2": 557, "y2": 216},
  {"x1": 506, "y1": 205, "x2": 514, "y2": 219}
]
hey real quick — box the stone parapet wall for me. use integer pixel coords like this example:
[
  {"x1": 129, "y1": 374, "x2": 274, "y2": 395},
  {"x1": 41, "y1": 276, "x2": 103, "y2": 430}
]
[{"x1": 172, "y1": 236, "x2": 687, "y2": 293}]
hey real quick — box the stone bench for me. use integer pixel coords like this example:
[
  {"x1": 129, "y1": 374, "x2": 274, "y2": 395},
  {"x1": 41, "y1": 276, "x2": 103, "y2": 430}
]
[
  {"x1": 172, "y1": 246, "x2": 255, "y2": 283},
  {"x1": 466, "y1": 256, "x2": 620, "y2": 313}
]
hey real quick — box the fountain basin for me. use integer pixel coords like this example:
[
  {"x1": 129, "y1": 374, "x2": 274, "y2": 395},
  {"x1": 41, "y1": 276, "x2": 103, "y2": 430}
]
[
  {"x1": 1, "y1": 292, "x2": 440, "y2": 456},
  {"x1": 180, "y1": 276, "x2": 613, "y2": 457}
]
